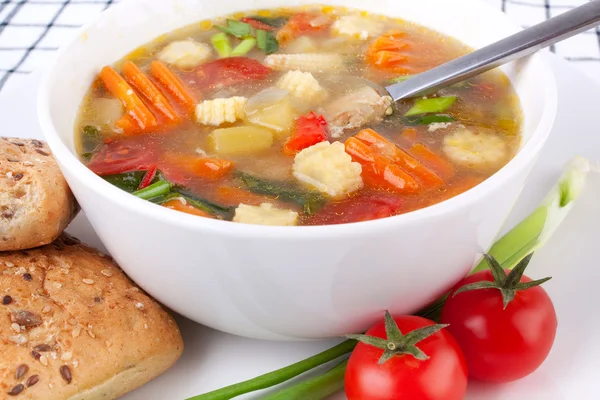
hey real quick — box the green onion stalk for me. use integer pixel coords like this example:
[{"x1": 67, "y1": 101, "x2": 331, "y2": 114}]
[{"x1": 187, "y1": 157, "x2": 591, "y2": 400}]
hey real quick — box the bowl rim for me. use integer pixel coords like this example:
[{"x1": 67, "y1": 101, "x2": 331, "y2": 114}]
[{"x1": 37, "y1": 0, "x2": 558, "y2": 240}]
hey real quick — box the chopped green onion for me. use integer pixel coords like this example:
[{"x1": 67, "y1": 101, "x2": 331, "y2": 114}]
[
  {"x1": 102, "y1": 171, "x2": 146, "y2": 193},
  {"x1": 404, "y1": 96, "x2": 457, "y2": 117},
  {"x1": 473, "y1": 156, "x2": 590, "y2": 272},
  {"x1": 256, "y1": 29, "x2": 279, "y2": 54},
  {"x1": 211, "y1": 32, "x2": 232, "y2": 58},
  {"x1": 133, "y1": 180, "x2": 171, "y2": 200},
  {"x1": 185, "y1": 340, "x2": 355, "y2": 400},
  {"x1": 388, "y1": 75, "x2": 414, "y2": 84},
  {"x1": 231, "y1": 37, "x2": 257, "y2": 56},
  {"x1": 237, "y1": 172, "x2": 324, "y2": 214},
  {"x1": 249, "y1": 16, "x2": 288, "y2": 27},
  {"x1": 217, "y1": 19, "x2": 253, "y2": 38},
  {"x1": 404, "y1": 114, "x2": 455, "y2": 126}
]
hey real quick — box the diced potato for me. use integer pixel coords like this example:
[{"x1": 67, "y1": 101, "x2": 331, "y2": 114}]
[
  {"x1": 208, "y1": 126, "x2": 273, "y2": 155},
  {"x1": 91, "y1": 97, "x2": 124, "y2": 127},
  {"x1": 157, "y1": 40, "x2": 212, "y2": 69},
  {"x1": 284, "y1": 36, "x2": 319, "y2": 54},
  {"x1": 233, "y1": 203, "x2": 299, "y2": 226},
  {"x1": 331, "y1": 15, "x2": 384, "y2": 40},
  {"x1": 246, "y1": 89, "x2": 297, "y2": 137}
]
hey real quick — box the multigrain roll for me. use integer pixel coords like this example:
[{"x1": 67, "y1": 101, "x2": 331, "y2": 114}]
[
  {"x1": 0, "y1": 234, "x2": 184, "y2": 399},
  {"x1": 0, "y1": 137, "x2": 79, "y2": 251}
]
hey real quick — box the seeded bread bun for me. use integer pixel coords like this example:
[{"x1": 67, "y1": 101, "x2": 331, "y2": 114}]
[
  {"x1": 0, "y1": 137, "x2": 79, "y2": 251},
  {"x1": 0, "y1": 234, "x2": 184, "y2": 399}
]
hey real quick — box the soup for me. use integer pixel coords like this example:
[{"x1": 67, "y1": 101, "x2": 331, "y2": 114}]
[{"x1": 75, "y1": 5, "x2": 521, "y2": 226}]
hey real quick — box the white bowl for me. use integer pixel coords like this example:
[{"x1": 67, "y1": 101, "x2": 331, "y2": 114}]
[{"x1": 38, "y1": 0, "x2": 556, "y2": 340}]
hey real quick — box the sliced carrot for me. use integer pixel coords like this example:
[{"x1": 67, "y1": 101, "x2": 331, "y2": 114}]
[
  {"x1": 121, "y1": 61, "x2": 179, "y2": 124},
  {"x1": 99, "y1": 66, "x2": 158, "y2": 134},
  {"x1": 355, "y1": 129, "x2": 444, "y2": 189},
  {"x1": 215, "y1": 186, "x2": 275, "y2": 207},
  {"x1": 159, "y1": 153, "x2": 234, "y2": 180},
  {"x1": 408, "y1": 143, "x2": 455, "y2": 180},
  {"x1": 399, "y1": 128, "x2": 419, "y2": 144},
  {"x1": 345, "y1": 137, "x2": 421, "y2": 194},
  {"x1": 150, "y1": 61, "x2": 197, "y2": 113},
  {"x1": 163, "y1": 199, "x2": 212, "y2": 218}
]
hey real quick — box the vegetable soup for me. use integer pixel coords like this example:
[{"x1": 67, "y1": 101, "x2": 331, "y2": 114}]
[{"x1": 75, "y1": 5, "x2": 522, "y2": 226}]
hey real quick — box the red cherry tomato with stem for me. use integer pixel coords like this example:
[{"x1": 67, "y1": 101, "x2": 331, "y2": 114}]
[
  {"x1": 345, "y1": 312, "x2": 468, "y2": 400},
  {"x1": 441, "y1": 253, "x2": 557, "y2": 383}
]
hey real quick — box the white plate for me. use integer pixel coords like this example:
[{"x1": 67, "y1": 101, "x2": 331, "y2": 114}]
[{"x1": 2, "y1": 54, "x2": 599, "y2": 400}]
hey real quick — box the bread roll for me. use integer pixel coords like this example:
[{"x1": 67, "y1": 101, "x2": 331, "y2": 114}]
[
  {"x1": 0, "y1": 234, "x2": 184, "y2": 399},
  {"x1": 1, "y1": 137, "x2": 78, "y2": 251}
]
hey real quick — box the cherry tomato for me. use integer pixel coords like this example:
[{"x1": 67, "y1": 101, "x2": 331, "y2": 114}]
[
  {"x1": 306, "y1": 192, "x2": 402, "y2": 225},
  {"x1": 87, "y1": 140, "x2": 157, "y2": 176},
  {"x1": 283, "y1": 112, "x2": 328, "y2": 154},
  {"x1": 345, "y1": 314, "x2": 468, "y2": 400},
  {"x1": 194, "y1": 57, "x2": 272, "y2": 90},
  {"x1": 440, "y1": 257, "x2": 557, "y2": 383}
]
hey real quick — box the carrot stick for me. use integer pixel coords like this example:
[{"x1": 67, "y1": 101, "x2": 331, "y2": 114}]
[
  {"x1": 150, "y1": 61, "x2": 197, "y2": 113},
  {"x1": 99, "y1": 66, "x2": 158, "y2": 133},
  {"x1": 122, "y1": 61, "x2": 179, "y2": 124},
  {"x1": 159, "y1": 153, "x2": 234, "y2": 180},
  {"x1": 355, "y1": 129, "x2": 444, "y2": 189},
  {"x1": 408, "y1": 143, "x2": 455, "y2": 180},
  {"x1": 163, "y1": 199, "x2": 212, "y2": 218},
  {"x1": 345, "y1": 137, "x2": 421, "y2": 194},
  {"x1": 399, "y1": 128, "x2": 419, "y2": 143}
]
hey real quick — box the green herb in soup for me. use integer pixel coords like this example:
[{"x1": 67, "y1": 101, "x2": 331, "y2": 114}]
[{"x1": 75, "y1": 5, "x2": 522, "y2": 226}]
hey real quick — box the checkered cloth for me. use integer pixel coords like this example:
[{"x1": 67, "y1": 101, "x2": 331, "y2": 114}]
[{"x1": 0, "y1": 0, "x2": 599, "y2": 94}]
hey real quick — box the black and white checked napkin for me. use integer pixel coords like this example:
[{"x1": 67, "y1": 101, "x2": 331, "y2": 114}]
[{"x1": 0, "y1": 0, "x2": 599, "y2": 94}]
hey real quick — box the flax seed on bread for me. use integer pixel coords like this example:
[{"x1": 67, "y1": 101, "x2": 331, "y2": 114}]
[
  {"x1": 0, "y1": 137, "x2": 79, "y2": 251},
  {"x1": 0, "y1": 234, "x2": 184, "y2": 399}
]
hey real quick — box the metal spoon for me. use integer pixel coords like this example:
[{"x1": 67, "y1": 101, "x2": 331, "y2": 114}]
[{"x1": 385, "y1": 0, "x2": 600, "y2": 101}]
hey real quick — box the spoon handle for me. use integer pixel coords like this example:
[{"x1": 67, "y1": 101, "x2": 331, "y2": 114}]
[{"x1": 386, "y1": 0, "x2": 600, "y2": 101}]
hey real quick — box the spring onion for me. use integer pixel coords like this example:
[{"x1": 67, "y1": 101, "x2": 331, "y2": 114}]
[
  {"x1": 388, "y1": 75, "x2": 413, "y2": 84},
  {"x1": 249, "y1": 15, "x2": 288, "y2": 27},
  {"x1": 217, "y1": 19, "x2": 253, "y2": 38},
  {"x1": 132, "y1": 180, "x2": 171, "y2": 200},
  {"x1": 261, "y1": 360, "x2": 349, "y2": 400},
  {"x1": 256, "y1": 29, "x2": 279, "y2": 54},
  {"x1": 173, "y1": 189, "x2": 235, "y2": 220},
  {"x1": 231, "y1": 37, "x2": 257, "y2": 56},
  {"x1": 404, "y1": 96, "x2": 457, "y2": 117},
  {"x1": 187, "y1": 156, "x2": 590, "y2": 400},
  {"x1": 186, "y1": 340, "x2": 356, "y2": 400},
  {"x1": 404, "y1": 114, "x2": 455, "y2": 126},
  {"x1": 211, "y1": 32, "x2": 232, "y2": 58},
  {"x1": 473, "y1": 156, "x2": 590, "y2": 272}
]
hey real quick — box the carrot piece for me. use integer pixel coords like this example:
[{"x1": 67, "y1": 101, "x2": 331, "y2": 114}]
[
  {"x1": 215, "y1": 186, "x2": 275, "y2": 207},
  {"x1": 399, "y1": 128, "x2": 419, "y2": 144},
  {"x1": 121, "y1": 61, "x2": 179, "y2": 124},
  {"x1": 150, "y1": 61, "x2": 197, "y2": 113},
  {"x1": 162, "y1": 199, "x2": 212, "y2": 218},
  {"x1": 345, "y1": 137, "x2": 421, "y2": 194},
  {"x1": 355, "y1": 129, "x2": 444, "y2": 189},
  {"x1": 159, "y1": 153, "x2": 234, "y2": 180},
  {"x1": 276, "y1": 13, "x2": 331, "y2": 45},
  {"x1": 408, "y1": 143, "x2": 455, "y2": 180},
  {"x1": 99, "y1": 66, "x2": 158, "y2": 133}
]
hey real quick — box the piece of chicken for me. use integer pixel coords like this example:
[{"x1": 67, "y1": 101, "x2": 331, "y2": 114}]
[{"x1": 321, "y1": 86, "x2": 393, "y2": 138}]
